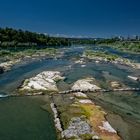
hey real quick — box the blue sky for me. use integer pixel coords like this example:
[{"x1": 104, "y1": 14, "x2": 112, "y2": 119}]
[{"x1": 0, "y1": 0, "x2": 140, "y2": 37}]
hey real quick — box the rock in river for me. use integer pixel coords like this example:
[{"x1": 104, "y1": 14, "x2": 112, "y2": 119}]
[
  {"x1": 73, "y1": 92, "x2": 88, "y2": 98},
  {"x1": 62, "y1": 117, "x2": 93, "y2": 139},
  {"x1": 72, "y1": 78, "x2": 101, "y2": 91},
  {"x1": 20, "y1": 71, "x2": 65, "y2": 92},
  {"x1": 0, "y1": 60, "x2": 20, "y2": 72},
  {"x1": 110, "y1": 81, "x2": 121, "y2": 88}
]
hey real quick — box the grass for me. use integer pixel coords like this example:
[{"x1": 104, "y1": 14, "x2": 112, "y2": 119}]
[
  {"x1": 97, "y1": 41, "x2": 140, "y2": 54},
  {"x1": 59, "y1": 105, "x2": 84, "y2": 129},
  {"x1": 79, "y1": 103, "x2": 121, "y2": 140},
  {"x1": 54, "y1": 93, "x2": 121, "y2": 140},
  {"x1": 84, "y1": 50, "x2": 119, "y2": 61},
  {"x1": 0, "y1": 47, "x2": 58, "y2": 61}
]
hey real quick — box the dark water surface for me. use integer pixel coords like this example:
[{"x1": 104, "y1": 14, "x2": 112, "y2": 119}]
[{"x1": 0, "y1": 97, "x2": 57, "y2": 140}]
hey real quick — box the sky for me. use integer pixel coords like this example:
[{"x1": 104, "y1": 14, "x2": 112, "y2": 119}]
[{"x1": 0, "y1": 0, "x2": 140, "y2": 37}]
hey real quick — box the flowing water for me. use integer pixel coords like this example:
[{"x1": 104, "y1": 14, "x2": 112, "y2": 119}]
[{"x1": 0, "y1": 45, "x2": 140, "y2": 140}]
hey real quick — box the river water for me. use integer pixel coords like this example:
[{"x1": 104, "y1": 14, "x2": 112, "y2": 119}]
[{"x1": 0, "y1": 45, "x2": 140, "y2": 140}]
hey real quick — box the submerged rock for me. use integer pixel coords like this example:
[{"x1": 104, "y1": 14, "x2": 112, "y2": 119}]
[
  {"x1": 75, "y1": 58, "x2": 86, "y2": 64},
  {"x1": 20, "y1": 71, "x2": 65, "y2": 92},
  {"x1": 72, "y1": 78, "x2": 101, "y2": 91},
  {"x1": 81, "y1": 65, "x2": 86, "y2": 68}
]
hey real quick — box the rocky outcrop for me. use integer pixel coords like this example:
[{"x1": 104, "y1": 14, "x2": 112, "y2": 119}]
[
  {"x1": 78, "y1": 99, "x2": 93, "y2": 104},
  {"x1": 134, "y1": 63, "x2": 140, "y2": 69},
  {"x1": 62, "y1": 117, "x2": 93, "y2": 139},
  {"x1": 73, "y1": 92, "x2": 88, "y2": 98},
  {"x1": 50, "y1": 103, "x2": 63, "y2": 132},
  {"x1": 72, "y1": 78, "x2": 101, "y2": 91},
  {"x1": 99, "y1": 121, "x2": 117, "y2": 133},
  {"x1": 75, "y1": 58, "x2": 86, "y2": 64},
  {"x1": 0, "y1": 60, "x2": 20, "y2": 72},
  {"x1": 20, "y1": 71, "x2": 65, "y2": 92},
  {"x1": 110, "y1": 81, "x2": 121, "y2": 88}
]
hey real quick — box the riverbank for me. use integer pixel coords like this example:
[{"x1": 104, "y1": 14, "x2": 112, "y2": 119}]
[
  {"x1": 0, "y1": 48, "x2": 61, "y2": 73},
  {"x1": 83, "y1": 49, "x2": 140, "y2": 69},
  {"x1": 95, "y1": 42, "x2": 140, "y2": 54}
]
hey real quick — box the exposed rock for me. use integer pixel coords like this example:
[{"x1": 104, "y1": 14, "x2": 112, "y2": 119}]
[
  {"x1": 75, "y1": 58, "x2": 85, "y2": 64},
  {"x1": 110, "y1": 81, "x2": 121, "y2": 88},
  {"x1": 78, "y1": 99, "x2": 93, "y2": 104},
  {"x1": 0, "y1": 60, "x2": 20, "y2": 72},
  {"x1": 134, "y1": 63, "x2": 140, "y2": 69},
  {"x1": 72, "y1": 78, "x2": 101, "y2": 91},
  {"x1": 21, "y1": 71, "x2": 65, "y2": 92},
  {"x1": 95, "y1": 60, "x2": 100, "y2": 63},
  {"x1": 92, "y1": 135, "x2": 100, "y2": 140},
  {"x1": 70, "y1": 97, "x2": 75, "y2": 100},
  {"x1": 128, "y1": 75, "x2": 139, "y2": 81},
  {"x1": 73, "y1": 92, "x2": 88, "y2": 98},
  {"x1": 50, "y1": 103, "x2": 63, "y2": 132},
  {"x1": 62, "y1": 117, "x2": 93, "y2": 139},
  {"x1": 81, "y1": 65, "x2": 86, "y2": 67},
  {"x1": 99, "y1": 121, "x2": 117, "y2": 133}
]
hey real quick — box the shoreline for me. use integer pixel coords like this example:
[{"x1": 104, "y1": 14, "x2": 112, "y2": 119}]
[
  {"x1": 82, "y1": 50, "x2": 140, "y2": 69},
  {"x1": 0, "y1": 48, "x2": 63, "y2": 74},
  {"x1": 95, "y1": 43, "x2": 140, "y2": 55}
]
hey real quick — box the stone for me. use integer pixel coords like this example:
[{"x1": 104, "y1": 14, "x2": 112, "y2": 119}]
[
  {"x1": 73, "y1": 92, "x2": 88, "y2": 98},
  {"x1": 95, "y1": 60, "x2": 100, "y2": 63},
  {"x1": 62, "y1": 117, "x2": 93, "y2": 139},
  {"x1": 50, "y1": 103, "x2": 63, "y2": 132},
  {"x1": 81, "y1": 65, "x2": 86, "y2": 67},
  {"x1": 72, "y1": 78, "x2": 101, "y2": 91},
  {"x1": 78, "y1": 99, "x2": 93, "y2": 104},
  {"x1": 21, "y1": 71, "x2": 65, "y2": 92},
  {"x1": 110, "y1": 81, "x2": 121, "y2": 88},
  {"x1": 134, "y1": 63, "x2": 140, "y2": 69},
  {"x1": 99, "y1": 121, "x2": 117, "y2": 133},
  {"x1": 0, "y1": 60, "x2": 20, "y2": 72},
  {"x1": 70, "y1": 97, "x2": 74, "y2": 100},
  {"x1": 75, "y1": 59, "x2": 85, "y2": 64},
  {"x1": 92, "y1": 135, "x2": 100, "y2": 140}
]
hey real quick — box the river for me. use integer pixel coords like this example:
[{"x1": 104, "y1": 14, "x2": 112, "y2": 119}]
[{"x1": 0, "y1": 45, "x2": 140, "y2": 140}]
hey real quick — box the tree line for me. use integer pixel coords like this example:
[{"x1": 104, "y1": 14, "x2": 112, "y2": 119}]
[{"x1": 0, "y1": 27, "x2": 71, "y2": 47}]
